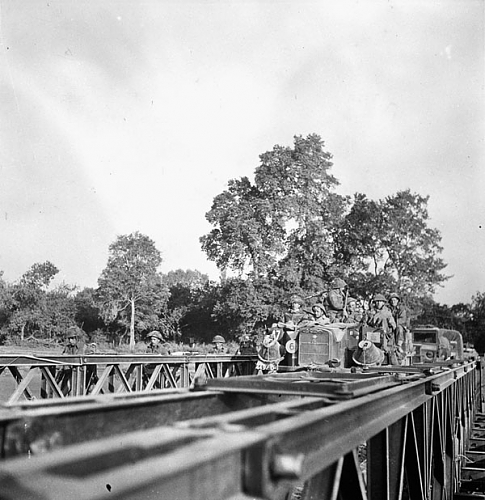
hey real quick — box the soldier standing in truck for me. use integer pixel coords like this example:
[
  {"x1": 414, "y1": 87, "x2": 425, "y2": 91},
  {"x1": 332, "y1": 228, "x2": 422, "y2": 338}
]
[{"x1": 388, "y1": 293, "x2": 412, "y2": 355}]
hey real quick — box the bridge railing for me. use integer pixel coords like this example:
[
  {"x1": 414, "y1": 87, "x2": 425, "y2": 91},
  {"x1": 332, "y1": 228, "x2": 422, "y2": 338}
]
[{"x1": 0, "y1": 354, "x2": 257, "y2": 404}]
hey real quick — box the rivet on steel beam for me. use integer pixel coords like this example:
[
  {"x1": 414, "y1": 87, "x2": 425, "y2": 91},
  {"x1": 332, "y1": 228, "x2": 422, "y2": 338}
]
[{"x1": 271, "y1": 453, "x2": 305, "y2": 480}]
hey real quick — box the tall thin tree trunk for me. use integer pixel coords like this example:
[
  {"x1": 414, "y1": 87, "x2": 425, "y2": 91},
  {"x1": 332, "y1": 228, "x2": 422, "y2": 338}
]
[{"x1": 129, "y1": 299, "x2": 135, "y2": 352}]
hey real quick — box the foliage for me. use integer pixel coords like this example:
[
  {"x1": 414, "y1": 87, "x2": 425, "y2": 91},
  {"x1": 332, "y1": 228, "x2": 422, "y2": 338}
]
[
  {"x1": 6, "y1": 261, "x2": 60, "y2": 341},
  {"x1": 211, "y1": 277, "x2": 286, "y2": 337},
  {"x1": 161, "y1": 269, "x2": 232, "y2": 343},
  {"x1": 412, "y1": 295, "x2": 485, "y2": 351},
  {"x1": 161, "y1": 269, "x2": 211, "y2": 341},
  {"x1": 201, "y1": 136, "x2": 451, "y2": 329},
  {"x1": 336, "y1": 190, "x2": 449, "y2": 300},
  {"x1": 201, "y1": 134, "x2": 347, "y2": 283},
  {"x1": 0, "y1": 263, "x2": 87, "y2": 343},
  {"x1": 96, "y1": 232, "x2": 169, "y2": 350},
  {"x1": 74, "y1": 287, "x2": 105, "y2": 335},
  {"x1": 20, "y1": 261, "x2": 59, "y2": 288},
  {"x1": 42, "y1": 284, "x2": 78, "y2": 341},
  {"x1": 468, "y1": 292, "x2": 485, "y2": 352}
]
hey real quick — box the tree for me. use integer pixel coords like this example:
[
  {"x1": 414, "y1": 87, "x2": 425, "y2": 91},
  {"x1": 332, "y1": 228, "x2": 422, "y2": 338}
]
[
  {"x1": 201, "y1": 134, "x2": 347, "y2": 283},
  {"x1": 469, "y1": 292, "x2": 485, "y2": 352},
  {"x1": 7, "y1": 261, "x2": 59, "y2": 341},
  {"x1": 20, "y1": 261, "x2": 59, "y2": 288},
  {"x1": 0, "y1": 272, "x2": 12, "y2": 341},
  {"x1": 43, "y1": 283, "x2": 78, "y2": 341},
  {"x1": 200, "y1": 135, "x2": 351, "y2": 331},
  {"x1": 336, "y1": 190, "x2": 449, "y2": 302},
  {"x1": 96, "y1": 232, "x2": 168, "y2": 350}
]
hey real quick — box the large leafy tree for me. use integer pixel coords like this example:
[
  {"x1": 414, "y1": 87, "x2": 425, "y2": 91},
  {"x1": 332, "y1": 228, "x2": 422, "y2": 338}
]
[
  {"x1": 201, "y1": 134, "x2": 347, "y2": 287},
  {"x1": 96, "y1": 232, "x2": 168, "y2": 350},
  {"x1": 201, "y1": 176, "x2": 282, "y2": 277},
  {"x1": 337, "y1": 190, "x2": 449, "y2": 304}
]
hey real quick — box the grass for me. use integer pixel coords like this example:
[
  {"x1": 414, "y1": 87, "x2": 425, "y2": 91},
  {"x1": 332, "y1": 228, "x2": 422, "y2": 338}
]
[{"x1": 0, "y1": 340, "x2": 241, "y2": 355}]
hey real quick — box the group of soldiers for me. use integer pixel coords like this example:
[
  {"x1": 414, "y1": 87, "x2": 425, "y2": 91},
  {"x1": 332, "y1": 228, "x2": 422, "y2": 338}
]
[
  {"x1": 256, "y1": 278, "x2": 412, "y2": 372},
  {"x1": 322, "y1": 278, "x2": 411, "y2": 360}
]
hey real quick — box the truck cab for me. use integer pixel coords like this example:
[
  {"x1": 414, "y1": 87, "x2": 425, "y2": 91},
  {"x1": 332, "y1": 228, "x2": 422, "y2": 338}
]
[{"x1": 411, "y1": 326, "x2": 464, "y2": 364}]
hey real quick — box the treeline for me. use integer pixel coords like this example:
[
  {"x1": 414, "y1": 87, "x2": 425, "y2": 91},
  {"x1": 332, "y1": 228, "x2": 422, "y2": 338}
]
[
  {"x1": 0, "y1": 260, "x2": 484, "y2": 351},
  {"x1": 0, "y1": 134, "x2": 483, "y2": 351}
]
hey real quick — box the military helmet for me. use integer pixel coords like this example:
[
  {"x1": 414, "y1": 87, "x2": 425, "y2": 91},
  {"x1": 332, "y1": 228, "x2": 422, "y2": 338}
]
[
  {"x1": 212, "y1": 335, "x2": 226, "y2": 344},
  {"x1": 372, "y1": 293, "x2": 387, "y2": 303},
  {"x1": 312, "y1": 303, "x2": 326, "y2": 312},
  {"x1": 65, "y1": 327, "x2": 80, "y2": 339},
  {"x1": 331, "y1": 278, "x2": 347, "y2": 289},
  {"x1": 290, "y1": 294, "x2": 304, "y2": 305},
  {"x1": 389, "y1": 292, "x2": 400, "y2": 301},
  {"x1": 147, "y1": 330, "x2": 163, "y2": 341}
]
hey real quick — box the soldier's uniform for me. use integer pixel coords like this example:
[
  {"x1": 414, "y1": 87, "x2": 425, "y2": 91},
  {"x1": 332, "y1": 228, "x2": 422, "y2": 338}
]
[
  {"x1": 144, "y1": 331, "x2": 169, "y2": 388},
  {"x1": 325, "y1": 278, "x2": 347, "y2": 322},
  {"x1": 236, "y1": 334, "x2": 257, "y2": 355},
  {"x1": 367, "y1": 294, "x2": 400, "y2": 365},
  {"x1": 57, "y1": 327, "x2": 83, "y2": 396},
  {"x1": 278, "y1": 295, "x2": 305, "y2": 368},
  {"x1": 388, "y1": 293, "x2": 410, "y2": 353},
  {"x1": 299, "y1": 303, "x2": 331, "y2": 330},
  {"x1": 84, "y1": 342, "x2": 98, "y2": 393}
]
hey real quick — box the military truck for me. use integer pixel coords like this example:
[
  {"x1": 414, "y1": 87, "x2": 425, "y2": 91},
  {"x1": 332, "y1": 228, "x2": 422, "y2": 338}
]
[{"x1": 411, "y1": 325, "x2": 464, "y2": 364}]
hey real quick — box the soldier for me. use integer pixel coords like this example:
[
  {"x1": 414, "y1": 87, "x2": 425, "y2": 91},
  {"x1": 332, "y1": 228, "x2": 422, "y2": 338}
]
[
  {"x1": 212, "y1": 335, "x2": 227, "y2": 354},
  {"x1": 344, "y1": 297, "x2": 362, "y2": 347},
  {"x1": 367, "y1": 294, "x2": 401, "y2": 365},
  {"x1": 63, "y1": 327, "x2": 83, "y2": 355},
  {"x1": 146, "y1": 330, "x2": 169, "y2": 354},
  {"x1": 235, "y1": 334, "x2": 257, "y2": 355},
  {"x1": 325, "y1": 278, "x2": 348, "y2": 323},
  {"x1": 300, "y1": 303, "x2": 331, "y2": 329},
  {"x1": 388, "y1": 293, "x2": 411, "y2": 354},
  {"x1": 367, "y1": 294, "x2": 396, "y2": 331},
  {"x1": 57, "y1": 327, "x2": 84, "y2": 396},
  {"x1": 278, "y1": 295, "x2": 306, "y2": 368},
  {"x1": 84, "y1": 342, "x2": 98, "y2": 394},
  {"x1": 345, "y1": 297, "x2": 363, "y2": 323},
  {"x1": 144, "y1": 330, "x2": 169, "y2": 389}
]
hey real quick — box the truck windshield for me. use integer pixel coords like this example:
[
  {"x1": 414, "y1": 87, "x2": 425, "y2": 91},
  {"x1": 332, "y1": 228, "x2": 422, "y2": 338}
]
[{"x1": 413, "y1": 330, "x2": 437, "y2": 343}]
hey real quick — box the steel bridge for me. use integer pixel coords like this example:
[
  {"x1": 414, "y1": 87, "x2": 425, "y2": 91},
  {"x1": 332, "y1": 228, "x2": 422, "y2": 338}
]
[
  {"x1": 0, "y1": 359, "x2": 484, "y2": 499},
  {"x1": 0, "y1": 354, "x2": 257, "y2": 403}
]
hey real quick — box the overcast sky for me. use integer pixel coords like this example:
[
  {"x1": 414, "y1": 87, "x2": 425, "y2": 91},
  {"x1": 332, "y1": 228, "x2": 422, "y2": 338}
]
[{"x1": 0, "y1": 0, "x2": 483, "y2": 305}]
